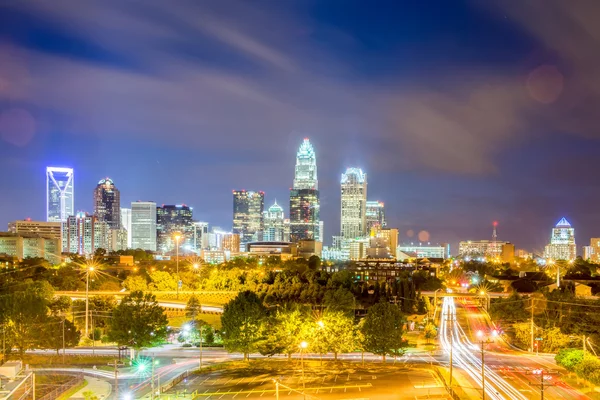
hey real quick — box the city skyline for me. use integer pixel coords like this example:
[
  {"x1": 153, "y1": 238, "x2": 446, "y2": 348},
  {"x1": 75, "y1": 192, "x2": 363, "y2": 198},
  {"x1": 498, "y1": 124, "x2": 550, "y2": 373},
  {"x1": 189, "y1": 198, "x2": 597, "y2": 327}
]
[{"x1": 2, "y1": 2, "x2": 600, "y2": 253}]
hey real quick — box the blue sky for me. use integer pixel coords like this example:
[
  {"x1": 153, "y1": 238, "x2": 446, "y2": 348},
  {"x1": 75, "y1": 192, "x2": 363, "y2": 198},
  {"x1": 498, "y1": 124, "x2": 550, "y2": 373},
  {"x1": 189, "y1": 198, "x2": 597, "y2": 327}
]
[{"x1": 1, "y1": 0, "x2": 600, "y2": 253}]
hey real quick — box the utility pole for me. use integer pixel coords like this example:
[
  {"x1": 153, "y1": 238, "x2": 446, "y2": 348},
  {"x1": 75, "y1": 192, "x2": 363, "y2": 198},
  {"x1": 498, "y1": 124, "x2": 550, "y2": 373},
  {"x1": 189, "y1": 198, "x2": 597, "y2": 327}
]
[
  {"x1": 112, "y1": 360, "x2": 119, "y2": 400},
  {"x1": 62, "y1": 317, "x2": 66, "y2": 364},
  {"x1": 583, "y1": 335, "x2": 587, "y2": 356},
  {"x1": 530, "y1": 297, "x2": 535, "y2": 353},
  {"x1": 480, "y1": 340, "x2": 486, "y2": 400},
  {"x1": 151, "y1": 356, "x2": 155, "y2": 400},
  {"x1": 530, "y1": 369, "x2": 553, "y2": 400}
]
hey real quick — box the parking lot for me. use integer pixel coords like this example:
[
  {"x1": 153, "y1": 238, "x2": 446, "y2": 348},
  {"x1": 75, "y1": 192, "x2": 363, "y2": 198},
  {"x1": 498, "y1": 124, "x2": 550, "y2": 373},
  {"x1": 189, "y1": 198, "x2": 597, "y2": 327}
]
[{"x1": 163, "y1": 364, "x2": 449, "y2": 400}]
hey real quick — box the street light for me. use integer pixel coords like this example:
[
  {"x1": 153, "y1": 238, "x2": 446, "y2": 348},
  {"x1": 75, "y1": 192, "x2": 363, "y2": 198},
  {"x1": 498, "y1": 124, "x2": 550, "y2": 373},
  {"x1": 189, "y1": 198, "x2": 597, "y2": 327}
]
[
  {"x1": 476, "y1": 329, "x2": 498, "y2": 400},
  {"x1": 479, "y1": 290, "x2": 490, "y2": 310},
  {"x1": 299, "y1": 341, "x2": 308, "y2": 399},
  {"x1": 85, "y1": 264, "x2": 95, "y2": 338},
  {"x1": 174, "y1": 234, "x2": 181, "y2": 299}
]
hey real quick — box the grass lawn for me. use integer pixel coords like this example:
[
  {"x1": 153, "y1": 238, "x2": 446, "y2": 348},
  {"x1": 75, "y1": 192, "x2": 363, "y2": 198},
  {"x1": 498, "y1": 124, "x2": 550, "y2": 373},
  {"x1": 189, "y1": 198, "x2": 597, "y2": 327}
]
[
  {"x1": 562, "y1": 374, "x2": 600, "y2": 399},
  {"x1": 13, "y1": 354, "x2": 118, "y2": 367}
]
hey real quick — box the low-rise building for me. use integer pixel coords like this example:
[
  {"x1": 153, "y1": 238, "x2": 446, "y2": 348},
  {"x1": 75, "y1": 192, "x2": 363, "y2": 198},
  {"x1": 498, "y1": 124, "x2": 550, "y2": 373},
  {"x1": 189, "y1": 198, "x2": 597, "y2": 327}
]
[
  {"x1": 398, "y1": 243, "x2": 450, "y2": 259},
  {"x1": 0, "y1": 232, "x2": 61, "y2": 264},
  {"x1": 459, "y1": 240, "x2": 515, "y2": 262}
]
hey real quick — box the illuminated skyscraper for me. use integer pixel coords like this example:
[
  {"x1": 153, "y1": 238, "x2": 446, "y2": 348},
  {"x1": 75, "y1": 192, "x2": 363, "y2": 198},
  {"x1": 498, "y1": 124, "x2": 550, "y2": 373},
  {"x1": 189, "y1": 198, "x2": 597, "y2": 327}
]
[
  {"x1": 365, "y1": 201, "x2": 386, "y2": 232},
  {"x1": 46, "y1": 167, "x2": 74, "y2": 222},
  {"x1": 120, "y1": 208, "x2": 132, "y2": 248},
  {"x1": 340, "y1": 168, "x2": 367, "y2": 239},
  {"x1": 62, "y1": 212, "x2": 109, "y2": 255},
  {"x1": 156, "y1": 204, "x2": 194, "y2": 253},
  {"x1": 93, "y1": 178, "x2": 121, "y2": 229},
  {"x1": 232, "y1": 190, "x2": 265, "y2": 246},
  {"x1": 263, "y1": 200, "x2": 286, "y2": 242},
  {"x1": 290, "y1": 139, "x2": 320, "y2": 241},
  {"x1": 544, "y1": 217, "x2": 576, "y2": 261},
  {"x1": 131, "y1": 201, "x2": 157, "y2": 251}
]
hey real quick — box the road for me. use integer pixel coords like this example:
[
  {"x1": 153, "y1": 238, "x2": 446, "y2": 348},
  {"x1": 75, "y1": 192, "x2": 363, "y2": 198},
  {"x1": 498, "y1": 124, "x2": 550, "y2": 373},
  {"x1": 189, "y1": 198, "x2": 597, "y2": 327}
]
[{"x1": 440, "y1": 297, "x2": 589, "y2": 400}]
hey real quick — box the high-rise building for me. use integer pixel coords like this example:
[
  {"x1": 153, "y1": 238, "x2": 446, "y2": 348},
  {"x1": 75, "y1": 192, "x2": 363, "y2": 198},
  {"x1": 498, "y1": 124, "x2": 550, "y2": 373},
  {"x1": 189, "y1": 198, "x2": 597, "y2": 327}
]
[
  {"x1": 365, "y1": 201, "x2": 386, "y2": 231},
  {"x1": 93, "y1": 178, "x2": 121, "y2": 229},
  {"x1": 544, "y1": 217, "x2": 576, "y2": 261},
  {"x1": 46, "y1": 167, "x2": 74, "y2": 222},
  {"x1": 340, "y1": 168, "x2": 367, "y2": 239},
  {"x1": 120, "y1": 208, "x2": 132, "y2": 248},
  {"x1": 8, "y1": 219, "x2": 62, "y2": 241},
  {"x1": 232, "y1": 190, "x2": 264, "y2": 246},
  {"x1": 192, "y1": 221, "x2": 209, "y2": 253},
  {"x1": 459, "y1": 240, "x2": 515, "y2": 262},
  {"x1": 290, "y1": 139, "x2": 320, "y2": 241},
  {"x1": 131, "y1": 201, "x2": 157, "y2": 251},
  {"x1": 370, "y1": 227, "x2": 398, "y2": 258},
  {"x1": 62, "y1": 212, "x2": 109, "y2": 255},
  {"x1": 263, "y1": 200, "x2": 286, "y2": 242},
  {"x1": 156, "y1": 204, "x2": 194, "y2": 253},
  {"x1": 222, "y1": 233, "x2": 241, "y2": 253}
]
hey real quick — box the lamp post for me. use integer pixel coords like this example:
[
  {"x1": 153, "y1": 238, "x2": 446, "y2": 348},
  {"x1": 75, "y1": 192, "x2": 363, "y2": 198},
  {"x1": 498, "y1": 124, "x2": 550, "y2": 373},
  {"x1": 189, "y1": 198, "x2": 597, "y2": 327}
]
[
  {"x1": 479, "y1": 291, "x2": 490, "y2": 310},
  {"x1": 174, "y1": 234, "x2": 181, "y2": 299},
  {"x1": 476, "y1": 329, "x2": 498, "y2": 400},
  {"x1": 85, "y1": 265, "x2": 95, "y2": 338},
  {"x1": 299, "y1": 341, "x2": 308, "y2": 399}
]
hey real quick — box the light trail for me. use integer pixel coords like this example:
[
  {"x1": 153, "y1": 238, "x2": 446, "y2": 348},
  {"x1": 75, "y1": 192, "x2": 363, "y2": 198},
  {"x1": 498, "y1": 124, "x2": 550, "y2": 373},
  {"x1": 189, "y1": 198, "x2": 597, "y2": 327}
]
[{"x1": 439, "y1": 297, "x2": 528, "y2": 400}]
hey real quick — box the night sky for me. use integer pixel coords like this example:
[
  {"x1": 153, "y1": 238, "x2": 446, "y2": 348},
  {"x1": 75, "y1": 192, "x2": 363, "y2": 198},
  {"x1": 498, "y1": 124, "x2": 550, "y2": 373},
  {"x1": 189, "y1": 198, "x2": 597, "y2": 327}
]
[{"x1": 1, "y1": 0, "x2": 600, "y2": 254}]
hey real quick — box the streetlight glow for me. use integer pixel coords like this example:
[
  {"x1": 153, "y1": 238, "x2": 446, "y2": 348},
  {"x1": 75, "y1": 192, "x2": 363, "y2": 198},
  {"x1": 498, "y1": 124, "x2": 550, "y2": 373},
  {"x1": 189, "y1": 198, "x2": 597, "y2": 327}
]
[{"x1": 300, "y1": 341, "x2": 308, "y2": 349}]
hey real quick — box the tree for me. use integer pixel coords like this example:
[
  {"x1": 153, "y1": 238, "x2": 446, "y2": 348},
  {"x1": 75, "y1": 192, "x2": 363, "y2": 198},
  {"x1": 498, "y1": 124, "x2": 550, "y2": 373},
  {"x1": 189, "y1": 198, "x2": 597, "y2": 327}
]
[
  {"x1": 323, "y1": 287, "x2": 355, "y2": 314},
  {"x1": 308, "y1": 255, "x2": 321, "y2": 270},
  {"x1": 149, "y1": 271, "x2": 177, "y2": 291},
  {"x1": 424, "y1": 323, "x2": 437, "y2": 344},
  {"x1": 221, "y1": 290, "x2": 267, "y2": 360},
  {"x1": 361, "y1": 301, "x2": 406, "y2": 361},
  {"x1": 123, "y1": 275, "x2": 148, "y2": 291},
  {"x1": 185, "y1": 295, "x2": 202, "y2": 321},
  {"x1": 489, "y1": 293, "x2": 529, "y2": 323},
  {"x1": 107, "y1": 291, "x2": 168, "y2": 350},
  {"x1": 49, "y1": 296, "x2": 72, "y2": 316},
  {"x1": 73, "y1": 296, "x2": 117, "y2": 330},
  {"x1": 40, "y1": 316, "x2": 81, "y2": 355},
  {"x1": 260, "y1": 308, "x2": 308, "y2": 358},
  {"x1": 314, "y1": 311, "x2": 355, "y2": 360}
]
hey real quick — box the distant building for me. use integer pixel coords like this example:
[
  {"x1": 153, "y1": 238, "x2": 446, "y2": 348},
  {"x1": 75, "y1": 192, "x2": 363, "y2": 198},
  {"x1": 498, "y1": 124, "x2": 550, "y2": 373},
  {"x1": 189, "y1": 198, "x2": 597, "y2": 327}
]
[
  {"x1": 131, "y1": 201, "x2": 157, "y2": 251},
  {"x1": 340, "y1": 168, "x2": 367, "y2": 239},
  {"x1": 0, "y1": 232, "x2": 61, "y2": 264},
  {"x1": 62, "y1": 212, "x2": 110, "y2": 255},
  {"x1": 289, "y1": 139, "x2": 320, "y2": 241},
  {"x1": 370, "y1": 227, "x2": 399, "y2": 258},
  {"x1": 233, "y1": 190, "x2": 265, "y2": 247},
  {"x1": 93, "y1": 178, "x2": 121, "y2": 229},
  {"x1": 156, "y1": 204, "x2": 194, "y2": 253},
  {"x1": 263, "y1": 200, "x2": 286, "y2": 242},
  {"x1": 8, "y1": 220, "x2": 62, "y2": 242},
  {"x1": 544, "y1": 217, "x2": 576, "y2": 261},
  {"x1": 584, "y1": 238, "x2": 600, "y2": 262},
  {"x1": 46, "y1": 167, "x2": 74, "y2": 222},
  {"x1": 222, "y1": 233, "x2": 241, "y2": 253},
  {"x1": 365, "y1": 201, "x2": 386, "y2": 232},
  {"x1": 192, "y1": 221, "x2": 209, "y2": 252},
  {"x1": 459, "y1": 240, "x2": 515, "y2": 262},
  {"x1": 120, "y1": 208, "x2": 132, "y2": 248},
  {"x1": 398, "y1": 243, "x2": 450, "y2": 259},
  {"x1": 109, "y1": 228, "x2": 128, "y2": 252}
]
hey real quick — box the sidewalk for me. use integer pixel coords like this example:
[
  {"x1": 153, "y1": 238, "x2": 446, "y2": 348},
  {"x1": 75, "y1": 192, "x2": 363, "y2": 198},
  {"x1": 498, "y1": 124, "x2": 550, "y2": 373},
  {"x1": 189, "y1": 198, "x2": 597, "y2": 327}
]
[{"x1": 69, "y1": 377, "x2": 112, "y2": 399}]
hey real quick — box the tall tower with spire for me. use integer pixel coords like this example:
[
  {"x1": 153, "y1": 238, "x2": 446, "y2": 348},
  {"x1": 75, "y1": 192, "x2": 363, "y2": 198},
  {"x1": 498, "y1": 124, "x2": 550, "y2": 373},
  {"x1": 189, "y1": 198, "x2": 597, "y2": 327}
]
[
  {"x1": 289, "y1": 139, "x2": 321, "y2": 242},
  {"x1": 263, "y1": 200, "x2": 286, "y2": 241}
]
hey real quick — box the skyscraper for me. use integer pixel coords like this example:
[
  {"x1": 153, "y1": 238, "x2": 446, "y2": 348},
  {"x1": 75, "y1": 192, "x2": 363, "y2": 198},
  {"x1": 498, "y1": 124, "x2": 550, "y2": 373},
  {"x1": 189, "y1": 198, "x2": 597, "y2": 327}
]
[
  {"x1": 93, "y1": 178, "x2": 121, "y2": 229},
  {"x1": 232, "y1": 190, "x2": 264, "y2": 246},
  {"x1": 340, "y1": 168, "x2": 367, "y2": 239},
  {"x1": 156, "y1": 204, "x2": 194, "y2": 253},
  {"x1": 131, "y1": 201, "x2": 157, "y2": 251},
  {"x1": 46, "y1": 167, "x2": 74, "y2": 222},
  {"x1": 263, "y1": 200, "x2": 286, "y2": 242},
  {"x1": 544, "y1": 217, "x2": 576, "y2": 261},
  {"x1": 120, "y1": 208, "x2": 132, "y2": 248},
  {"x1": 62, "y1": 212, "x2": 109, "y2": 255},
  {"x1": 289, "y1": 139, "x2": 320, "y2": 241},
  {"x1": 365, "y1": 201, "x2": 386, "y2": 232}
]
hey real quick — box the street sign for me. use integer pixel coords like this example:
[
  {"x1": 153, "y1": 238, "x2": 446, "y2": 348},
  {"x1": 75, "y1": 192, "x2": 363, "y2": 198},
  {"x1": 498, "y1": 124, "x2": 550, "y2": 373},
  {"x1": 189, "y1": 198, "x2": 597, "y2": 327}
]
[{"x1": 535, "y1": 337, "x2": 543, "y2": 341}]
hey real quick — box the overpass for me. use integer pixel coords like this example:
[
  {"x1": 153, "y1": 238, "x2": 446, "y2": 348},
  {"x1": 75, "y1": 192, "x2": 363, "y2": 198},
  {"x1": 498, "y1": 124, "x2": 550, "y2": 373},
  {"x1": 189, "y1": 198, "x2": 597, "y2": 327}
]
[
  {"x1": 56, "y1": 291, "x2": 224, "y2": 313},
  {"x1": 421, "y1": 290, "x2": 510, "y2": 298}
]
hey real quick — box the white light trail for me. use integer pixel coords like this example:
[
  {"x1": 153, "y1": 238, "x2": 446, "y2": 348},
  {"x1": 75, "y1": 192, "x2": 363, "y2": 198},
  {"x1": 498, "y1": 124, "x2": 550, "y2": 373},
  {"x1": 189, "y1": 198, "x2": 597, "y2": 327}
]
[{"x1": 439, "y1": 297, "x2": 528, "y2": 400}]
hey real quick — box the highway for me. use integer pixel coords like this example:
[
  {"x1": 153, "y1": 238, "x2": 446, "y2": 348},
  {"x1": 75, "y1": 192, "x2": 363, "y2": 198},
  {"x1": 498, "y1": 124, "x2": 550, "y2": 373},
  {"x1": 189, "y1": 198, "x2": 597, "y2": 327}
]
[{"x1": 440, "y1": 297, "x2": 589, "y2": 400}]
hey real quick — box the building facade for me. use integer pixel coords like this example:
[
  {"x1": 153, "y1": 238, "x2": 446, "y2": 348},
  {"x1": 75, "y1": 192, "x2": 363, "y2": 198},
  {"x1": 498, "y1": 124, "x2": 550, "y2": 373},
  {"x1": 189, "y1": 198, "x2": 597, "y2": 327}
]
[
  {"x1": 340, "y1": 168, "x2": 367, "y2": 239},
  {"x1": 232, "y1": 190, "x2": 264, "y2": 247},
  {"x1": 192, "y1": 221, "x2": 209, "y2": 253},
  {"x1": 0, "y1": 233, "x2": 61, "y2": 264},
  {"x1": 120, "y1": 208, "x2": 132, "y2": 248},
  {"x1": 46, "y1": 167, "x2": 74, "y2": 222},
  {"x1": 397, "y1": 243, "x2": 450, "y2": 259},
  {"x1": 263, "y1": 201, "x2": 287, "y2": 242},
  {"x1": 459, "y1": 240, "x2": 515, "y2": 262},
  {"x1": 544, "y1": 217, "x2": 576, "y2": 261},
  {"x1": 131, "y1": 201, "x2": 157, "y2": 251},
  {"x1": 8, "y1": 220, "x2": 62, "y2": 241},
  {"x1": 156, "y1": 204, "x2": 194, "y2": 253},
  {"x1": 93, "y1": 178, "x2": 121, "y2": 229},
  {"x1": 365, "y1": 201, "x2": 386, "y2": 231},
  {"x1": 289, "y1": 138, "x2": 320, "y2": 242},
  {"x1": 584, "y1": 238, "x2": 600, "y2": 262},
  {"x1": 62, "y1": 212, "x2": 109, "y2": 255}
]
